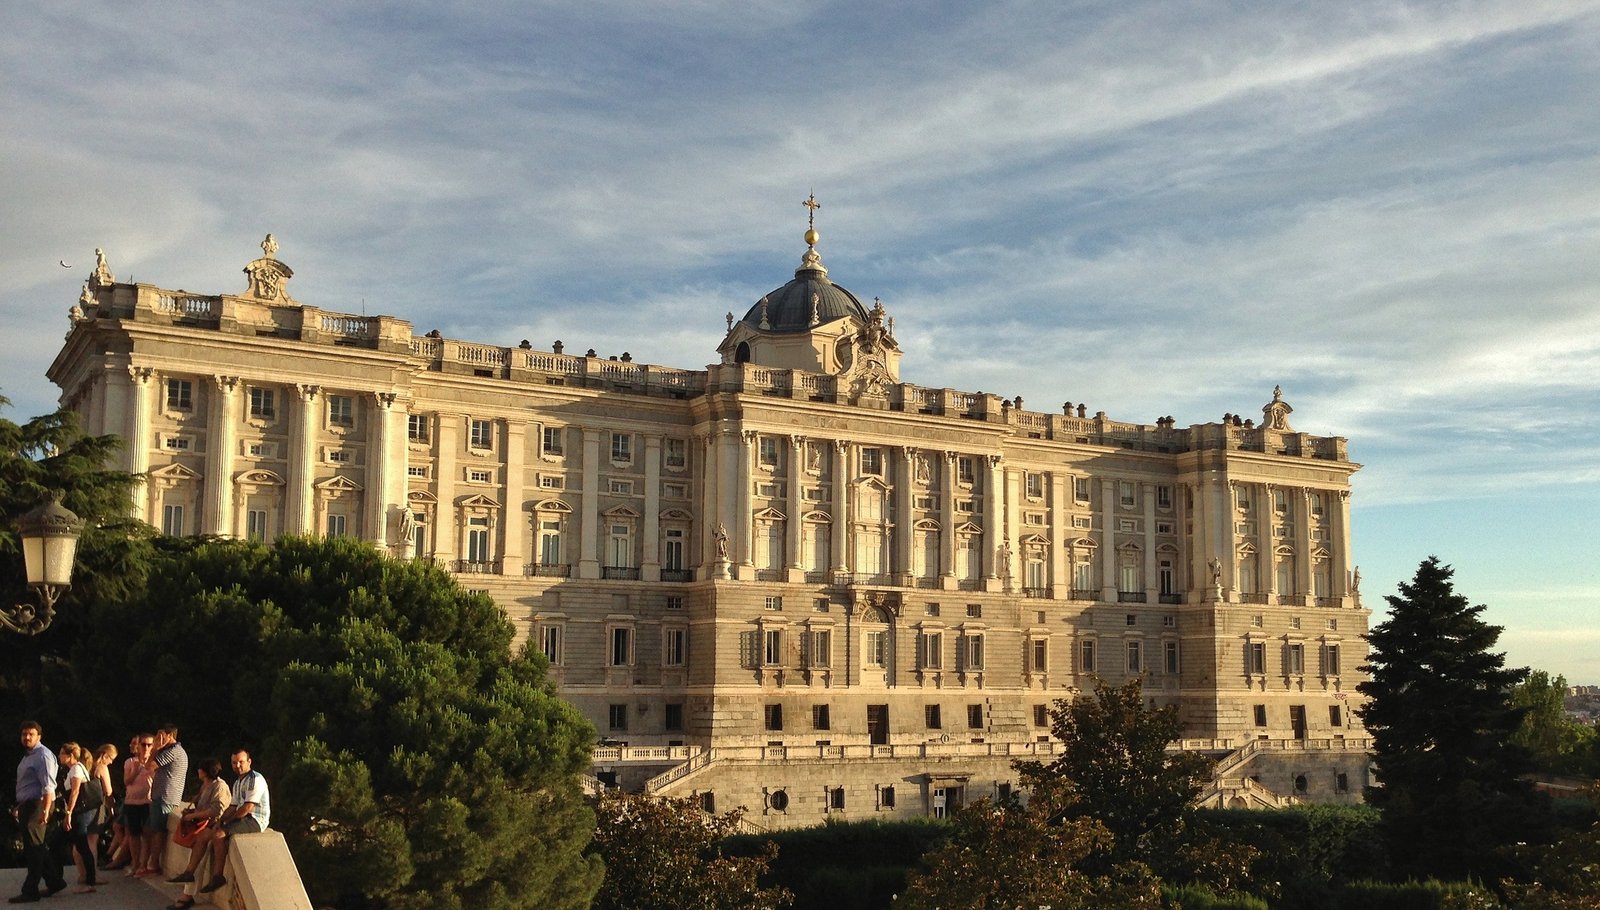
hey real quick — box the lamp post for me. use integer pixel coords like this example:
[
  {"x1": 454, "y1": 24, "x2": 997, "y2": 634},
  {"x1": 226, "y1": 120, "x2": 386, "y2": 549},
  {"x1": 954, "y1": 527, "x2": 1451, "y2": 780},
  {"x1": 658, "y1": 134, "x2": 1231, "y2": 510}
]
[{"x1": 4, "y1": 495, "x2": 84, "y2": 635}]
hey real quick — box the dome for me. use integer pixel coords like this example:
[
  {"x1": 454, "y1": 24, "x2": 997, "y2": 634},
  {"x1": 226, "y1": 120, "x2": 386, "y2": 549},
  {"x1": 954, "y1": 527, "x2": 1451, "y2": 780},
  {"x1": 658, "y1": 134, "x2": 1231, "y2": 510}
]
[{"x1": 739, "y1": 242, "x2": 869, "y2": 334}]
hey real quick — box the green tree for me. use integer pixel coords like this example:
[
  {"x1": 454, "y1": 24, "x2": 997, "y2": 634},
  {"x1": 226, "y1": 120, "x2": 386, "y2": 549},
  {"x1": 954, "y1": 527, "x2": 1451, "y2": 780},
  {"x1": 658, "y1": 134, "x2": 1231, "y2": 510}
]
[
  {"x1": 0, "y1": 396, "x2": 150, "y2": 717},
  {"x1": 1502, "y1": 785, "x2": 1600, "y2": 910},
  {"x1": 894, "y1": 794, "x2": 1163, "y2": 910},
  {"x1": 588, "y1": 790, "x2": 792, "y2": 910},
  {"x1": 76, "y1": 535, "x2": 602, "y2": 910},
  {"x1": 1357, "y1": 556, "x2": 1542, "y2": 881},
  {"x1": 1017, "y1": 678, "x2": 1217, "y2": 870},
  {"x1": 1510, "y1": 671, "x2": 1597, "y2": 776}
]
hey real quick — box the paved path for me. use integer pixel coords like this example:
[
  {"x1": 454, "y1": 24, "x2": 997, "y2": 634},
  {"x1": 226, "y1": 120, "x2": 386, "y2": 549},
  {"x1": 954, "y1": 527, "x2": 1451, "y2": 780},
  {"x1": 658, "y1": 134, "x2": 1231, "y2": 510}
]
[{"x1": 0, "y1": 867, "x2": 188, "y2": 909}]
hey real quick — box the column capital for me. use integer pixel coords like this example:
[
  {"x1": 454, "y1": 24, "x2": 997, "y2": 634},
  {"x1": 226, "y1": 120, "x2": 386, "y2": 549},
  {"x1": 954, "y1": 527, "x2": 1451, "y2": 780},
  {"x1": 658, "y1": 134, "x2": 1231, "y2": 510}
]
[
  {"x1": 128, "y1": 364, "x2": 154, "y2": 384},
  {"x1": 742, "y1": 429, "x2": 758, "y2": 444},
  {"x1": 213, "y1": 375, "x2": 241, "y2": 394},
  {"x1": 985, "y1": 453, "x2": 1002, "y2": 468},
  {"x1": 371, "y1": 391, "x2": 399, "y2": 409},
  {"x1": 790, "y1": 434, "x2": 807, "y2": 450},
  {"x1": 833, "y1": 438, "x2": 850, "y2": 454},
  {"x1": 943, "y1": 450, "x2": 958, "y2": 464},
  {"x1": 294, "y1": 383, "x2": 321, "y2": 401}
]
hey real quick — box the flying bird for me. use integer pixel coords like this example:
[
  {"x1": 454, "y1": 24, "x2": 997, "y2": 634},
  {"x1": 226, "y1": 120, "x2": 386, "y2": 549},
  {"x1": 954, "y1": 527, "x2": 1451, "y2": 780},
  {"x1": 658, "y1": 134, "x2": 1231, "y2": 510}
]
[{"x1": 59, "y1": 260, "x2": 72, "y2": 268}]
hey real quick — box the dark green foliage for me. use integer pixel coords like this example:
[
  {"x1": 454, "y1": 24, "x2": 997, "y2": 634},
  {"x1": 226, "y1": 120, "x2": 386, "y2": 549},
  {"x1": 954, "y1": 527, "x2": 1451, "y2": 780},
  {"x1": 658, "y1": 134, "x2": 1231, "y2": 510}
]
[
  {"x1": 1337, "y1": 879, "x2": 1501, "y2": 910},
  {"x1": 1200, "y1": 805, "x2": 1389, "y2": 908},
  {"x1": 0, "y1": 398, "x2": 151, "y2": 719},
  {"x1": 1502, "y1": 785, "x2": 1600, "y2": 910},
  {"x1": 725, "y1": 818, "x2": 948, "y2": 910},
  {"x1": 588, "y1": 791, "x2": 792, "y2": 910},
  {"x1": 75, "y1": 535, "x2": 602, "y2": 909},
  {"x1": 1016, "y1": 678, "x2": 1228, "y2": 884},
  {"x1": 1510, "y1": 671, "x2": 1598, "y2": 777},
  {"x1": 1357, "y1": 557, "x2": 1543, "y2": 881},
  {"x1": 892, "y1": 796, "x2": 1163, "y2": 909},
  {"x1": 1162, "y1": 883, "x2": 1271, "y2": 910}
]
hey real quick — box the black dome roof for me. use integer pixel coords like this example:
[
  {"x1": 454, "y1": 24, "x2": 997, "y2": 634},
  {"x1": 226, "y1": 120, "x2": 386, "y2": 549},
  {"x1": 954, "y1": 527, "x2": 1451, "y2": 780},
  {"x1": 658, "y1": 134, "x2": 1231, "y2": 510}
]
[{"x1": 740, "y1": 248, "x2": 868, "y2": 334}]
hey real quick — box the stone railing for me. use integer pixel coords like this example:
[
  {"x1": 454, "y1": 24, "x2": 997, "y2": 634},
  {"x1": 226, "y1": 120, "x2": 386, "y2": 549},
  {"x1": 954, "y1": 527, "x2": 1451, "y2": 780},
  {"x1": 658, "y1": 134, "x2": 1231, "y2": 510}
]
[
  {"x1": 592, "y1": 744, "x2": 701, "y2": 764},
  {"x1": 1211, "y1": 736, "x2": 1373, "y2": 779},
  {"x1": 157, "y1": 294, "x2": 221, "y2": 318},
  {"x1": 644, "y1": 748, "x2": 716, "y2": 793}
]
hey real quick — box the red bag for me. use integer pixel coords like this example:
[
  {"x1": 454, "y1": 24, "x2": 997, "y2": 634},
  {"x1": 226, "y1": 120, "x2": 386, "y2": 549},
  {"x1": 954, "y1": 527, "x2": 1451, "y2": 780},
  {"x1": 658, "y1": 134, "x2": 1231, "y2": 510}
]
[{"x1": 172, "y1": 815, "x2": 210, "y2": 847}]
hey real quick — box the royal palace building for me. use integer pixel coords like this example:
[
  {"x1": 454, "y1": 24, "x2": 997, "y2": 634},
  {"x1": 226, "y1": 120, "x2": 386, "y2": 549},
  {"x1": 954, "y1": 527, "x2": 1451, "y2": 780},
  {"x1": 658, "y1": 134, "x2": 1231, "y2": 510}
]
[{"x1": 48, "y1": 219, "x2": 1373, "y2": 826}]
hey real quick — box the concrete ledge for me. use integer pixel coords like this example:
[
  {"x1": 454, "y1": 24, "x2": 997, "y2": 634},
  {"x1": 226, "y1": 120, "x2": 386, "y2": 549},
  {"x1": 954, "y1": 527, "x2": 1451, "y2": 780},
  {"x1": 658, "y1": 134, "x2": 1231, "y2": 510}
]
[{"x1": 160, "y1": 810, "x2": 312, "y2": 908}]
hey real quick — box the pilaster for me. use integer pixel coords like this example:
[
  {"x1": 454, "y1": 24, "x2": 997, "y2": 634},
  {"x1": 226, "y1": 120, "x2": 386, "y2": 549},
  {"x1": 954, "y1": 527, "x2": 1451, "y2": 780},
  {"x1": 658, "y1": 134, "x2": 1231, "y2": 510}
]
[
  {"x1": 579, "y1": 426, "x2": 601, "y2": 579},
  {"x1": 286, "y1": 384, "x2": 320, "y2": 534},
  {"x1": 501, "y1": 417, "x2": 526, "y2": 575},
  {"x1": 204, "y1": 375, "x2": 240, "y2": 536},
  {"x1": 642, "y1": 434, "x2": 662, "y2": 581}
]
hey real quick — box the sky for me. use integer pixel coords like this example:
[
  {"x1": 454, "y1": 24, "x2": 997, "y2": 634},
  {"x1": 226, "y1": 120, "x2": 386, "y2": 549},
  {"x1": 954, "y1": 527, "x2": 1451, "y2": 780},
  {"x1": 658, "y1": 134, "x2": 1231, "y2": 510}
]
[{"x1": 3, "y1": 1, "x2": 1598, "y2": 682}]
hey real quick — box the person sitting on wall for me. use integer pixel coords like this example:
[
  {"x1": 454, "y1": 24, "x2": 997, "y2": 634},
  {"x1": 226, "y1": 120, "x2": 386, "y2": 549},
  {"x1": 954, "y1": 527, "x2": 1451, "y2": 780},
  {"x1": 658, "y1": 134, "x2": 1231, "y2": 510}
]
[
  {"x1": 166, "y1": 759, "x2": 232, "y2": 910},
  {"x1": 198, "y1": 750, "x2": 271, "y2": 895}
]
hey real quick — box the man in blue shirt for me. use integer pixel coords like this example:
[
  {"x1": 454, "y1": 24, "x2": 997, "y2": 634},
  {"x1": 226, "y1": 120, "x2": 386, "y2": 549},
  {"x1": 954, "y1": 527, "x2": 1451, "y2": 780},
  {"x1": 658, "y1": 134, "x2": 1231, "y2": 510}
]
[{"x1": 11, "y1": 721, "x2": 66, "y2": 903}]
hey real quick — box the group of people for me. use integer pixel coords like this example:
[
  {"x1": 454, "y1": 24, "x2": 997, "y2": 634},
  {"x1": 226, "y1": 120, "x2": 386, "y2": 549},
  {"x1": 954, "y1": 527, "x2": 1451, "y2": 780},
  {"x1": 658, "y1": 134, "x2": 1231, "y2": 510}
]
[{"x1": 11, "y1": 721, "x2": 270, "y2": 909}]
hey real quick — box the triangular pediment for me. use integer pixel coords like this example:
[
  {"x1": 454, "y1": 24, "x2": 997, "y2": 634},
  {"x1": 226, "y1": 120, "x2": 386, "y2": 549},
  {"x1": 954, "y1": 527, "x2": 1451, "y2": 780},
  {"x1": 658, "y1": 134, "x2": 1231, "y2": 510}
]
[
  {"x1": 458, "y1": 493, "x2": 500, "y2": 509},
  {"x1": 602, "y1": 505, "x2": 640, "y2": 519},
  {"x1": 315, "y1": 474, "x2": 363, "y2": 492},
  {"x1": 754, "y1": 506, "x2": 787, "y2": 521},
  {"x1": 150, "y1": 463, "x2": 201, "y2": 482}
]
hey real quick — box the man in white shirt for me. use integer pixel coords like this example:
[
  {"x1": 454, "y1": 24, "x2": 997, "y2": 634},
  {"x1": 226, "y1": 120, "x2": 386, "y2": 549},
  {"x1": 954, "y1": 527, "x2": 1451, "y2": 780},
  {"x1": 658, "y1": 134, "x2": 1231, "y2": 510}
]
[{"x1": 199, "y1": 750, "x2": 271, "y2": 895}]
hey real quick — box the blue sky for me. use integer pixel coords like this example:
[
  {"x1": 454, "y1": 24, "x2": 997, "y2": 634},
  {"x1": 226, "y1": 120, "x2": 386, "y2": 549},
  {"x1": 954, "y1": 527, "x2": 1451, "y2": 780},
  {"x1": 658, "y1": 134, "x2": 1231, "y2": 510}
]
[{"x1": 3, "y1": 1, "x2": 1597, "y2": 681}]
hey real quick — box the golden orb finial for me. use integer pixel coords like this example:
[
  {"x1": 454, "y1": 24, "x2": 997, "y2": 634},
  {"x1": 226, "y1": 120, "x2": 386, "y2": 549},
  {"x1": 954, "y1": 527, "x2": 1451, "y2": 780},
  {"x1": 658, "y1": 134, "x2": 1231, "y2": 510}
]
[{"x1": 802, "y1": 192, "x2": 821, "y2": 248}]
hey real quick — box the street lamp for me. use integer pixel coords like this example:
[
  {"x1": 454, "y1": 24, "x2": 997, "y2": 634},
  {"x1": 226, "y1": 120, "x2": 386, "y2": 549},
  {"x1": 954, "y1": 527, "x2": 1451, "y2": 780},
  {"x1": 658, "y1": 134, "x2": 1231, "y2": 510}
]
[{"x1": 4, "y1": 496, "x2": 84, "y2": 635}]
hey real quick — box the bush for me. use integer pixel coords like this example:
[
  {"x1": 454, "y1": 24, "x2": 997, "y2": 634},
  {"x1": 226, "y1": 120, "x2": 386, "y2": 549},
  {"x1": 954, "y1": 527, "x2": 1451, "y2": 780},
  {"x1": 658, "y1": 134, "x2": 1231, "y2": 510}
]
[{"x1": 1163, "y1": 883, "x2": 1271, "y2": 909}]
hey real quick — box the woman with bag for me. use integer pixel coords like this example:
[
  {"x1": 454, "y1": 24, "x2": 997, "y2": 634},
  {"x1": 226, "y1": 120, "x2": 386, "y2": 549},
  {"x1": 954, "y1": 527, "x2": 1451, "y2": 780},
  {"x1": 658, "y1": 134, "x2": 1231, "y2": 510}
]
[
  {"x1": 87, "y1": 744, "x2": 118, "y2": 868},
  {"x1": 57, "y1": 742, "x2": 100, "y2": 893}
]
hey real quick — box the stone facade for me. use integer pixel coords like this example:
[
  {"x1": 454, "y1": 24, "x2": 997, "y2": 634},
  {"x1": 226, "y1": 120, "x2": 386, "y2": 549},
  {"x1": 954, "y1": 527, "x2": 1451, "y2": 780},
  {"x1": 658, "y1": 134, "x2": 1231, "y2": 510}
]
[{"x1": 47, "y1": 228, "x2": 1373, "y2": 826}]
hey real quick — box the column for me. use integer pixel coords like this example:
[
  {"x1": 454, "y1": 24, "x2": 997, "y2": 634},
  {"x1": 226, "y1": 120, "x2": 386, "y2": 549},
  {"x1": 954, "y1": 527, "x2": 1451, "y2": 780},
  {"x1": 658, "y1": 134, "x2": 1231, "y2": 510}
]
[
  {"x1": 831, "y1": 439, "x2": 849, "y2": 574},
  {"x1": 501, "y1": 417, "x2": 526, "y2": 576},
  {"x1": 1335, "y1": 490, "x2": 1352, "y2": 605},
  {"x1": 123, "y1": 365, "x2": 155, "y2": 521},
  {"x1": 1049, "y1": 470, "x2": 1068, "y2": 599},
  {"x1": 434, "y1": 414, "x2": 460, "y2": 563},
  {"x1": 738, "y1": 431, "x2": 756, "y2": 571},
  {"x1": 285, "y1": 384, "x2": 320, "y2": 534},
  {"x1": 939, "y1": 451, "x2": 957, "y2": 588},
  {"x1": 786, "y1": 436, "x2": 806, "y2": 582},
  {"x1": 894, "y1": 446, "x2": 915, "y2": 584},
  {"x1": 1259, "y1": 483, "x2": 1276, "y2": 598},
  {"x1": 204, "y1": 375, "x2": 240, "y2": 536},
  {"x1": 365, "y1": 392, "x2": 402, "y2": 550},
  {"x1": 1212, "y1": 475, "x2": 1235, "y2": 598},
  {"x1": 1099, "y1": 478, "x2": 1117, "y2": 602},
  {"x1": 1295, "y1": 487, "x2": 1313, "y2": 598},
  {"x1": 1142, "y1": 482, "x2": 1158, "y2": 602},
  {"x1": 699, "y1": 433, "x2": 718, "y2": 573},
  {"x1": 578, "y1": 426, "x2": 601, "y2": 579},
  {"x1": 641, "y1": 434, "x2": 661, "y2": 582},
  {"x1": 1001, "y1": 464, "x2": 1020, "y2": 590},
  {"x1": 983, "y1": 454, "x2": 1003, "y2": 591}
]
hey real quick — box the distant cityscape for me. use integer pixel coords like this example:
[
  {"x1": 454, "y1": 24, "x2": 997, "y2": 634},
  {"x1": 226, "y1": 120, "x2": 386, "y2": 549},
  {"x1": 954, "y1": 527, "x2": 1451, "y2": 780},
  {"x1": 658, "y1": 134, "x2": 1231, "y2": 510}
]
[{"x1": 1565, "y1": 686, "x2": 1600, "y2": 723}]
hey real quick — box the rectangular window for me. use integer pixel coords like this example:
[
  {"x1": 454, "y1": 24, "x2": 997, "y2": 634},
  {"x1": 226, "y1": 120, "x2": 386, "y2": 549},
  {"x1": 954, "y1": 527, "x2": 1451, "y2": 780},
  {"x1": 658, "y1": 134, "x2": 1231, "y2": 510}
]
[
  {"x1": 865, "y1": 631, "x2": 888, "y2": 668},
  {"x1": 161, "y1": 504, "x2": 185, "y2": 536},
  {"x1": 541, "y1": 426, "x2": 564, "y2": 456},
  {"x1": 1074, "y1": 477, "x2": 1091, "y2": 501},
  {"x1": 919, "y1": 631, "x2": 943, "y2": 670},
  {"x1": 1336, "y1": 772, "x2": 1349, "y2": 793},
  {"x1": 1329, "y1": 704, "x2": 1343, "y2": 727},
  {"x1": 1126, "y1": 613, "x2": 1137, "y2": 626},
  {"x1": 1287, "y1": 643, "x2": 1305, "y2": 675},
  {"x1": 328, "y1": 394, "x2": 353, "y2": 427},
  {"x1": 469, "y1": 418, "x2": 493, "y2": 449},
  {"x1": 1079, "y1": 639, "x2": 1096, "y2": 673},
  {"x1": 407, "y1": 414, "x2": 429, "y2": 442},
  {"x1": 1033, "y1": 704, "x2": 1049, "y2": 727},
  {"x1": 829, "y1": 787, "x2": 845, "y2": 810},
  {"x1": 608, "y1": 704, "x2": 627, "y2": 732},
  {"x1": 665, "y1": 595, "x2": 684, "y2": 611},
  {"x1": 540, "y1": 625, "x2": 562, "y2": 665},
  {"x1": 245, "y1": 509, "x2": 268, "y2": 542},
  {"x1": 1323, "y1": 644, "x2": 1342, "y2": 676},
  {"x1": 809, "y1": 630, "x2": 832, "y2": 667},
  {"x1": 1031, "y1": 638, "x2": 1048, "y2": 673},
  {"x1": 1156, "y1": 485, "x2": 1172, "y2": 509},
  {"x1": 1126, "y1": 640, "x2": 1142, "y2": 672},
  {"x1": 608, "y1": 479, "x2": 634, "y2": 495},
  {"x1": 664, "y1": 703, "x2": 684, "y2": 731},
  {"x1": 610, "y1": 432, "x2": 632, "y2": 463},
  {"x1": 467, "y1": 468, "x2": 491, "y2": 483},
  {"x1": 759, "y1": 436, "x2": 780, "y2": 466},
  {"x1": 1248, "y1": 641, "x2": 1267, "y2": 675},
  {"x1": 664, "y1": 437, "x2": 686, "y2": 469},
  {"x1": 326, "y1": 513, "x2": 347, "y2": 537},
  {"x1": 812, "y1": 704, "x2": 830, "y2": 730},
  {"x1": 966, "y1": 604, "x2": 982, "y2": 618},
  {"x1": 1119, "y1": 481, "x2": 1136, "y2": 507},
  {"x1": 1025, "y1": 473, "x2": 1044, "y2": 498},
  {"x1": 925, "y1": 704, "x2": 942, "y2": 729},
  {"x1": 764, "y1": 704, "x2": 784, "y2": 731},
  {"x1": 963, "y1": 634, "x2": 985, "y2": 671},
  {"x1": 165, "y1": 378, "x2": 193, "y2": 410},
  {"x1": 763, "y1": 629, "x2": 784, "y2": 666},
  {"x1": 248, "y1": 387, "x2": 275, "y2": 419},
  {"x1": 1165, "y1": 641, "x2": 1180, "y2": 675},
  {"x1": 1254, "y1": 704, "x2": 1268, "y2": 727},
  {"x1": 957, "y1": 456, "x2": 975, "y2": 485},
  {"x1": 967, "y1": 704, "x2": 984, "y2": 729},
  {"x1": 815, "y1": 598, "x2": 830, "y2": 613},
  {"x1": 765, "y1": 595, "x2": 784, "y2": 611},
  {"x1": 879, "y1": 785, "x2": 895, "y2": 809},
  {"x1": 861, "y1": 447, "x2": 883, "y2": 476},
  {"x1": 663, "y1": 628, "x2": 686, "y2": 666},
  {"x1": 610, "y1": 627, "x2": 633, "y2": 667}
]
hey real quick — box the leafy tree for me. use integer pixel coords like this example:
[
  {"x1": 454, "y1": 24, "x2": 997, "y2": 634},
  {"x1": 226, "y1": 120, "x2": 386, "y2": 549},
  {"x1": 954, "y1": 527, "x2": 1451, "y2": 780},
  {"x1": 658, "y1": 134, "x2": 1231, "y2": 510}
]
[
  {"x1": 1357, "y1": 556, "x2": 1543, "y2": 881},
  {"x1": 1510, "y1": 671, "x2": 1597, "y2": 776},
  {"x1": 0, "y1": 396, "x2": 151, "y2": 717},
  {"x1": 1017, "y1": 678, "x2": 1218, "y2": 872},
  {"x1": 588, "y1": 790, "x2": 792, "y2": 910},
  {"x1": 894, "y1": 794, "x2": 1163, "y2": 910},
  {"x1": 1502, "y1": 785, "x2": 1600, "y2": 910},
  {"x1": 76, "y1": 535, "x2": 602, "y2": 910}
]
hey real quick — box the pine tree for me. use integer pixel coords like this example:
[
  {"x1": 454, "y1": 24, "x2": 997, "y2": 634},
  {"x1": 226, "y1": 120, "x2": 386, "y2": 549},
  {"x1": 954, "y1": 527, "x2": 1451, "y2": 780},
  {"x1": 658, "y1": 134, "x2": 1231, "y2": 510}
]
[{"x1": 1356, "y1": 556, "x2": 1542, "y2": 880}]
